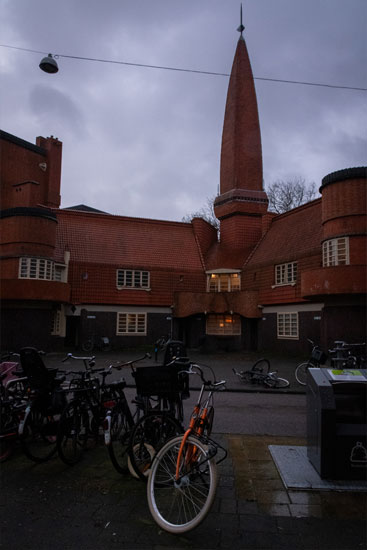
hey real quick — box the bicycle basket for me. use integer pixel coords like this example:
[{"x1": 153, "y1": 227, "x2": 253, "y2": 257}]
[
  {"x1": 133, "y1": 365, "x2": 184, "y2": 398},
  {"x1": 311, "y1": 347, "x2": 327, "y2": 364}
]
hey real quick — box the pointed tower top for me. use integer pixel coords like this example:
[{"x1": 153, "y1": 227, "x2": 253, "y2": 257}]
[
  {"x1": 237, "y1": 3, "x2": 245, "y2": 37},
  {"x1": 217, "y1": 28, "x2": 263, "y2": 196}
]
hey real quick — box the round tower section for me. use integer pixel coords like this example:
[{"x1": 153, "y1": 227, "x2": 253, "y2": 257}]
[{"x1": 319, "y1": 167, "x2": 366, "y2": 266}]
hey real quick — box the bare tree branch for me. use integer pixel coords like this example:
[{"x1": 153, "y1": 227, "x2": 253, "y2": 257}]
[
  {"x1": 182, "y1": 195, "x2": 219, "y2": 229},
  {"x1": 266, "y1": 177, "x2": 318, "y2": 213}
]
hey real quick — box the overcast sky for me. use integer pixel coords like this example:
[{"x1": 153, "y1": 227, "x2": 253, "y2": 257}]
[{"x1": 1, "y1": 0, "x2": 366, "y2": 221}]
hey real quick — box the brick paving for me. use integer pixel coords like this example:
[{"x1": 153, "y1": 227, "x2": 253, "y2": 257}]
[
  {"x1": 1, "y1": 350, "x2": 366, "y2": 549},
  {"x1": 1, "y1": 433, "x2": 366, "y2": 550}
]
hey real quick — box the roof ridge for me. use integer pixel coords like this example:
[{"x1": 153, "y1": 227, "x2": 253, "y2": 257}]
[
  {"x1": 270, "y1": 197, "x2": 321, "y2": 220},
  {"x1": 57, "y1": 207, "x2": 192, "y2": 227}
]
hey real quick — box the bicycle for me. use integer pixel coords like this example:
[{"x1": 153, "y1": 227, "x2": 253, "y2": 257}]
[
  {"x1": 127, "y1": 359, "x2": 189, "y2": 480},
  {"x1": 328, "y1": 340, "x2": 366, "y2": 369},
  {"x1": 295, "y1": 339, "x2": 328, "y2": 386},
  {"x1": 0, "y1": 355, "x2": 28, "y2": 462},
  {"x1": 18, "y1": 347, "x2": 67, "y2": 462},
  {"x1": 146, "y1": 362, "x2": 227, "y2": 534},
  {"x1": 103, "y1": 353, "x2": 155, "y2": 474},
  {"x1": 57, "y1": 353, "x2": 142, "y2": 465},
  {"x1": 154, "y1": 335, "x2": 170, "y2": 362},
  {"x1": 233, "y1": 358, "x2": 290, "y2": 389},
  {"x1": 81, "y1": 336, "x2": 111, "y2": 353}
]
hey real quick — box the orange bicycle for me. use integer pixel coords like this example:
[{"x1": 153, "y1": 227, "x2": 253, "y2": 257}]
[{"x1": 146, "y1": 363, "x2": 227, "y2": 533}]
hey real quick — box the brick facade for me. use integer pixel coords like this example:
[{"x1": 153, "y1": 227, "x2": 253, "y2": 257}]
[{"x1": 1, "y1": 34, "x2": 366, "y2": 355}]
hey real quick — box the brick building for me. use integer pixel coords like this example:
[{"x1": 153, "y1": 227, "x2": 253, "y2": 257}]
[{"x1": 1, "y1": 31, "x2": 366, "y2": 355}]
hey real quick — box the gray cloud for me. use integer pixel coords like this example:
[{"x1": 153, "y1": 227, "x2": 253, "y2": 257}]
[{"x1": 1, "y1": 0, "x2": 366, "y2": 220}]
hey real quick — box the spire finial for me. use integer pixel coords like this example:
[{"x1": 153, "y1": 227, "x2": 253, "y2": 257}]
[{"x1": 237, "y1": 3, "x2": 245, "y2": 36}]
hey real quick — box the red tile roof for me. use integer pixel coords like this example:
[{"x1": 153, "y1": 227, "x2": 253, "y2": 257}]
[
  {"x1": 204, "y1": 242, "x2": 254, "y2": 271},
  {"x1": 55, "y1": 209, "x2": 204, "y2": 271},
  {"x1": 245, "y1": 199, "x2": 322, "y2": 266}
]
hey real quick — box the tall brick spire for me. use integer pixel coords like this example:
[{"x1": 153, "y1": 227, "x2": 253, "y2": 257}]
[
  {"x1": 214, "y1": 19, "x2": 268, "y2": 251},
  {"x1": 219, "y1": 35, "x2": 263, "y2": 194}
]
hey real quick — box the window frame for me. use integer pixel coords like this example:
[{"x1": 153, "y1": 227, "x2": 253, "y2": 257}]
[
  {"x1": 274, "y1": 262, "x2": 297, "y2": 287},
  {"x1": 19, "y1": 257, "x2": 54, "y2": 281},
  {"x1": 207, "y1": 272, "x2": 241, "y2": 293},
  {"x1": 116, "y1": 269, "x2": 150, "y2": 290},
  {"x1": 322, "y1": 237, "x2": 350, "y2": 267},
  {"x1": 116, "y1": 312, "x2": 147, "y2": 335},
  {"x1": 277, "y1": 312, "x2": 299, "y2": 340},
  {"x1": 206, "y1": 313, "x2": 241, "y2": 335}
]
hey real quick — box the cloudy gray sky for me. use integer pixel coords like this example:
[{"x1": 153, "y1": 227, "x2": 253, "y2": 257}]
[{"x1": 1, "y1": 0, "x2": 366, "y2": 221}]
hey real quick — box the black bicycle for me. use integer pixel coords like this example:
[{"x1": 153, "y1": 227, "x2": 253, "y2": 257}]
[
  {"x1": 57, "y1": 353, "x2": 141, "y2": 465},
  {"x1": 233, "y1": 358, "x2": 290, "y2": 389},
  {"x1": 126, "y1": 360, "x2": 189, "y2": 481},
  {"x1": 18, "y1": 348, "x2": 67, "y2": 462},
  {"x1": 0, "y1": 356, "x2": 28, "y2": 462},
  {"x1": 104, "y1": 356, "x2": 188, "y2": 479}
]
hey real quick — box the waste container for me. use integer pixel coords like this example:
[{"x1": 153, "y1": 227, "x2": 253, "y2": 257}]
[{"x1": 307, "y1": 367, "x2": 367, "y2": 480}]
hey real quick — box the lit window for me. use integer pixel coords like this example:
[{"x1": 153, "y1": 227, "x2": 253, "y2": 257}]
[
  {"x1": 275, "y1": 262, "x2": 297, "y2": 286},
  {"x1": 117, "y1": 269, "x2": 150, "y2": 289},
  {"x1": 206, "y1": 314, "x2": 241, "y2": 335},
  {"x1": 322, "y1": 237, "x2": 349, "y2": 267},
  {"x1": 117, "y1": 312, "x2": 147, "y2": 335},
  {"x1": 277, "y1": 312, "x2": 299, "y2": 339},
  {"x1": 207, "y1": 272, "x2": 241, "y2": 292}
]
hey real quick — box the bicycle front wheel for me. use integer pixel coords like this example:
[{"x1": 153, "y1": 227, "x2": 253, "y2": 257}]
[
  {"x1": 295, "y1": 363, "x2": 309, "y2": 386},
  {"x1": 20, "y1": 407, "x2": 58, "y2": 462},
  {"x1": 129, "y1": 413, "x2": 183, "y2": 481},
  {"x1": 147, "y1": 434, "x2": 218, "y2": 534},
  {"x1": 57, "y1": 401, "x2": 89, "y2": 465},
  {"x1": 107, "y1": 402, "x2": 132, "y2": 474},
  {"x1": 265, "y1": 376, "x2": 290, "y2": 389}
]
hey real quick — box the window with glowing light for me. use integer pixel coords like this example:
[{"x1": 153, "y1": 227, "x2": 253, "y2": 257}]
[
  {"x1": 207, "y1": 272, "x2": 241, "y2": 292},
  {"x1": 206, "y1": 314, "x2": 241, "y2": 335}
]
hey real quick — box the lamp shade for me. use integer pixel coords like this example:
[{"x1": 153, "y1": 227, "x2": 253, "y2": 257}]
[{"x1": 39, "y1": 54, "x2": 59, "y2": 74}]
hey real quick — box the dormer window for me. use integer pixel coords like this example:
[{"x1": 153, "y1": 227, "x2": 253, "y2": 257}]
[
  {"x1": 116, "y1": 269, "x2": 150, "y2": 289},
  {"x1": 207, "y1": 271, "x2": 241, "y2": 292},
  {"x1": 274, "y1": 262, "x2": 297, "y2": 286}
]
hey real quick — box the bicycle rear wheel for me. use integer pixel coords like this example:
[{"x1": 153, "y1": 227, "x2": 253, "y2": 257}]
[
  {"x1": 57, "y1": 401, "x2": 89, "y2": 465},
  {"x1": 129, "y1": 412, "x2": 183, "y2": 481},
  {"x1": 20, "y1": 407, "x2": 58, "y2": 462},
  {"x1": 295, "y1": 363, "x2": 309, "y2": 386},
  {"x1": 251, "y1": 358, "x2": 270, "y2": 374},
  {"x1": 107, "y1": 402, "x2": 132, "y2": 474},
  {"x1": 147, "y1": 434, "x2": 218, "y2": 534}
]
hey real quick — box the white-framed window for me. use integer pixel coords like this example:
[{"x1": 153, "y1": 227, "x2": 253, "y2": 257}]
[
  {"x1": 54, "y1": 263, "x2": 67, "y2": 282},
  {"x1": 207, "y1": 273, "x2": 241, "y2": 292},
  {"x1": 322, "y1": 237, "x2": 349, "y2": 267},
  {"x1": 19, "y1": 257, "x2": 54, "y2": 280},
  {"x1": 116, "y1": 269, "x2": 150, "y2": 289},
  {"x1": 206, "y1": 314, "x2": 241, "y2": 335},
  {"x1": 275, "y1": 262, "x2": 297, "y2": 286},
  {"x1": 277, "y1": 312, "x2": 299, "y2": 339},
  {"x1": 116, "y1": 312, "x2": 147, "y2": 335},
  {"x1": 52, "y1": 310, "x2": 61, "y2": 335},
  {"x1": 51, "y1": 307, "x2": 66, "y2": 336}
]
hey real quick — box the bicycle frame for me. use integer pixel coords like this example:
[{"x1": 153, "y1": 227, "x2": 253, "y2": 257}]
[{"x1": 174, "y1": 368, "x2": 225, "y2": 481}]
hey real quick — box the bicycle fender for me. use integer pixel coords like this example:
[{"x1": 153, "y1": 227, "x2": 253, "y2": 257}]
[
  {"x1": 18, "y1": 404, "x2": 31, "y2": 435},
  {"x1": 103, "y1": 412, "x2": 112, "y2": 446}
]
